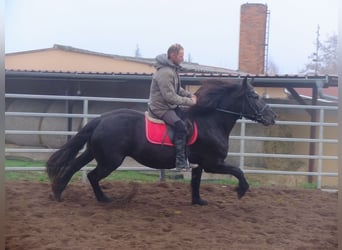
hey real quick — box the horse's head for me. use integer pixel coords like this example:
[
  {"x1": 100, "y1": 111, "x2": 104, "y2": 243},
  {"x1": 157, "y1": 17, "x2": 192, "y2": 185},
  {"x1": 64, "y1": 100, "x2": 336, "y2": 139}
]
[
  {"x1": 234, "y1": 77, "x2": 277, "y2": 126},
  {"x1": 194, "y1": 77, "x2": 276, "y2": 126}
]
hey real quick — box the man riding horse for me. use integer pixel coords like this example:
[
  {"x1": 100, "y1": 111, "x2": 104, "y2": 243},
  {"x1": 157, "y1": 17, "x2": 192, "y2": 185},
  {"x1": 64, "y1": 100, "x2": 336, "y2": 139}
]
[{"x1": 148, "y1": 43, "x2": 197, "y2": 171}]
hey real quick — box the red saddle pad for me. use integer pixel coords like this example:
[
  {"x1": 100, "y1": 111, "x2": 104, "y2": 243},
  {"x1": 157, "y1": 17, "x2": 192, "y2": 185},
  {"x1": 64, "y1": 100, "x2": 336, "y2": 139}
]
[{"x1": 145, "y1": 117, "x2": 198, "y2": 146}]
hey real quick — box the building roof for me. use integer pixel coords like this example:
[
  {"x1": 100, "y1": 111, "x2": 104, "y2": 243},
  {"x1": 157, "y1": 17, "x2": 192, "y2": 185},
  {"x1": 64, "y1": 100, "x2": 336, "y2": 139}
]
[{"x1": 6, "y1": 44, "x2": 241, "y2": 75}]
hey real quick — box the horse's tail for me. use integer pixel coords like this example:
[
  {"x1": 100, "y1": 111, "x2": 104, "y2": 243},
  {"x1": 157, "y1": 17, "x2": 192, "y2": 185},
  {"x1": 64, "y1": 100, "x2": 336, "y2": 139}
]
[{"x1": 46, "y1": 117, "x2": 101, "y2": 182}]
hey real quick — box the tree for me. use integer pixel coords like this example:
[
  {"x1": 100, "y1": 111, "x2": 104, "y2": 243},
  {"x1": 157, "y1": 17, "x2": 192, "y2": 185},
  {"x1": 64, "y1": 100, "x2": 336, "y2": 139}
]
[
  {"x1": 266, "y1": 59, "x2": 279, "y2": 75},
  {"x1": 186, "y1": 53, "x2": 193, "y2": 63},
  {"x1": 301, "y1": 33, "x2": 338, "y2": 74},
  {"x1": 135, "y1": 44, "x2": 142, "y2": 58}
]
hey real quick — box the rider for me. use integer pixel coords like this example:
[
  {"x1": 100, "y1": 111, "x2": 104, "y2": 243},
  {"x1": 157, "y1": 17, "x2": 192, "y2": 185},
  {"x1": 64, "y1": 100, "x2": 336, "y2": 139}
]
[{"x1": 148, "y1": 43, "x2": 197, "y2": 171}]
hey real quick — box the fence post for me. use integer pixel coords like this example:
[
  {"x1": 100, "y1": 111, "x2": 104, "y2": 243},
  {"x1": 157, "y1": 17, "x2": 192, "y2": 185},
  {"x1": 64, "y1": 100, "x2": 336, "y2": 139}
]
[
  {"x1": 317, "y1": 108, "x2": 324, "y2": 189},
  {"x1": 160, "y1": 169, "x2": 166, "y2": 181},
  {"x1": 239, "y1": 118, "x2": 246, "y2": 170},
  {"x1": 81, "y1": 99, "x2": 89, "y2": 183}
]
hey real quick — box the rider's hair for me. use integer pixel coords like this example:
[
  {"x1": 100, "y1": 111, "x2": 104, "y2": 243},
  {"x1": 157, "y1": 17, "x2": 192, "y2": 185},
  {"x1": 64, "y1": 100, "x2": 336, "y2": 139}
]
[{"x1": 167, "y1": 43, "x2": 183, "y2": 58}]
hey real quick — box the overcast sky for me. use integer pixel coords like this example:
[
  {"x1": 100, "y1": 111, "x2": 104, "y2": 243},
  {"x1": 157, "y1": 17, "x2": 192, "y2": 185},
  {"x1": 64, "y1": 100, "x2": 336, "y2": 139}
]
[{"x1": 5, "y1": 0, "x2": 338, "y2": 74}]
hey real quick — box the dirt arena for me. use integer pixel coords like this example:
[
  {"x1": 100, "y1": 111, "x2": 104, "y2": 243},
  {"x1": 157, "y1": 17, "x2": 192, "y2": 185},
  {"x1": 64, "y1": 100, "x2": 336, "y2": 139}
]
[{"x1": 5, "y1": 180, "x2": 338, "y2": 250}]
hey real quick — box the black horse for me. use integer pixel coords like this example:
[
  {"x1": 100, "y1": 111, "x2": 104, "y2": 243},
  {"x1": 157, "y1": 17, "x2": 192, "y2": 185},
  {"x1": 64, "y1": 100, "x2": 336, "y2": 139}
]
[{"x1": 46, "y1": 77, "x2": 276, "y2": 205}]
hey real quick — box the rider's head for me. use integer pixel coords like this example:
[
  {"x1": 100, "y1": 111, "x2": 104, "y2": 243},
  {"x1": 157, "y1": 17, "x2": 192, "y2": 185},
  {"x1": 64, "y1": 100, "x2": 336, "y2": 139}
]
[{"x1": 167, "y1": 43, "x2": 184, "y2": 65}]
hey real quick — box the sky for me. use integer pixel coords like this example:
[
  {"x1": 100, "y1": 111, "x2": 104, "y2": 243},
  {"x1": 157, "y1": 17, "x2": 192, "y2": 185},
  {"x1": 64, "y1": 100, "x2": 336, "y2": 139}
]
[{"x1": 5, "y1": 0, "x2": 338, "y2": 74}]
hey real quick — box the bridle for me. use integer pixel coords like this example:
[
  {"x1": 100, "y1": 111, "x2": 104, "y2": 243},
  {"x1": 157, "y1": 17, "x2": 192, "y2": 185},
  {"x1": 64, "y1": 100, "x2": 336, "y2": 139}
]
[{"x1": 215, "y1": 93, "x2": 271, "y2": 123}]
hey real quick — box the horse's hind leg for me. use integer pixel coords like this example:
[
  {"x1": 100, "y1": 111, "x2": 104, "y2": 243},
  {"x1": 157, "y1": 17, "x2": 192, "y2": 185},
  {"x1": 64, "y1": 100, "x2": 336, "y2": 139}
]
[{"x1": 87, "y1": 157, "x2": 123, "y2": 203}]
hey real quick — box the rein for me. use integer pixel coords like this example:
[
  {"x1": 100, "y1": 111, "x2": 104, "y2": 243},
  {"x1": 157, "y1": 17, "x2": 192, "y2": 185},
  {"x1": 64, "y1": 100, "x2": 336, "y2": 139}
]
[
  {"x1": 215, "y1": 108, "x2": 243, "y2": 119},
  {"x1": 215, "y1": 97, "x2": 270, "y2": 122}
]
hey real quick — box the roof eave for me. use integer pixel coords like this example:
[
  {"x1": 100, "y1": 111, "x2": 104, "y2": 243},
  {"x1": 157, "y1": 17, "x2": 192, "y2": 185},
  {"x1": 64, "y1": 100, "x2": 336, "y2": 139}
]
[{"x1": 5, "y1": 70, "x2": 338, "y2": 88}]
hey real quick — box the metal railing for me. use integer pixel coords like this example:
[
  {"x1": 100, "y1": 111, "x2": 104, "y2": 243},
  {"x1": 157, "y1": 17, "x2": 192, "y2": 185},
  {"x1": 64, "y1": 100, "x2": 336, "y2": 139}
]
[{"x1": 4, "y1": 94, "x2": 339, "y2": 188}]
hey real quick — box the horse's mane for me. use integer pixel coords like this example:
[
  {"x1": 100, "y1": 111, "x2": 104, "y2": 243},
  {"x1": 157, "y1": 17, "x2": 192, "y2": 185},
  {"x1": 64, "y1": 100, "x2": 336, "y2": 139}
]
[
  {"x1": 194, "y1": 79, "x2": 241, "y2": 108},
  {"x1": 186, "y1": 79, "x2": 242, "y2": 117}
]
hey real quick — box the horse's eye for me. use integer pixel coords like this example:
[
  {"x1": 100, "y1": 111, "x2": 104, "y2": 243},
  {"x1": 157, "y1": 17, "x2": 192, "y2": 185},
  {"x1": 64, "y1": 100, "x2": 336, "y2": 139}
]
[{"x1": 248, "y1": 93, "x2": 258, "y2": 99}]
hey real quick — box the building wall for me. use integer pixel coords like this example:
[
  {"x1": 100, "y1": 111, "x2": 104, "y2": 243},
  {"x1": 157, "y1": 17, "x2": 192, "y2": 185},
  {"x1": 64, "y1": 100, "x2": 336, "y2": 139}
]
[
  {"x1": 6, "y1": 49, "x2": 155, "y2": 73},
  {"x1": 256, "y1": 87, "x2": 288, "y2": 99}
]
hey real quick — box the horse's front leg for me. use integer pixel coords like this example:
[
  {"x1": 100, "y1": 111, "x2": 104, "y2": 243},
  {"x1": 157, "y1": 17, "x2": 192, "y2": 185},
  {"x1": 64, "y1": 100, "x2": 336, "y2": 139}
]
[
  {"x1": 191, "y1": 166, "x2": 209, "y2": 205},
  {"x1": 204, "y1": 162, "x2": 249, "y2": 199}
]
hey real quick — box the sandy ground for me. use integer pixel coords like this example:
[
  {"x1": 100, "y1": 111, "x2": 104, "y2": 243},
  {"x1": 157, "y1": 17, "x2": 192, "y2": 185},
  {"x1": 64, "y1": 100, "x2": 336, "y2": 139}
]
[{"x1": 5, "y1": 180, "x2": 338, "y2": 250}]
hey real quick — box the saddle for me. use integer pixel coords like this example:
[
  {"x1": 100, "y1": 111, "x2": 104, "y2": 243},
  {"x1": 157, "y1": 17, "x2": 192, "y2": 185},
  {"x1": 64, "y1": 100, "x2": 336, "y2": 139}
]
[{"x1": 145, "y1": 112, "x2": 198, "y2": 146}]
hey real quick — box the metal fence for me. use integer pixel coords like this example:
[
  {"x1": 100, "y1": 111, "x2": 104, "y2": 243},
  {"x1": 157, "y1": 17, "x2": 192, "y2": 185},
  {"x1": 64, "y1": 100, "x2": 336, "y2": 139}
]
[{"x1": 4, "y1": 93, "x2": 339, "y2": 189}]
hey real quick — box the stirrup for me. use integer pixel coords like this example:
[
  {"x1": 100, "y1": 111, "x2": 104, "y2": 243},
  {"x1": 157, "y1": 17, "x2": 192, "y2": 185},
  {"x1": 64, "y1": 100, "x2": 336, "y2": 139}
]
[{"x1": 175, "y1": 159, "x2": 190, "y2": 171}]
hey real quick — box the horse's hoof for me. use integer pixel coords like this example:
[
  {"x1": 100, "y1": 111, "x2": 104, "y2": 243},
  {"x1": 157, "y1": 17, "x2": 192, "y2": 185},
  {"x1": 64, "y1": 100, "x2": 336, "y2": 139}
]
[
  {"x1": 192, "y1": 198, "x2": 209, "y2": 206},
  {"x1": 49, "y1": 193, "x2": 62, "y2": 202},
  {"x1": 235, "y1": 184, "x2": 249, "y2": 199},
  {"x1": 50, "y1": 191, "x2": 62, "y2": 202},
  {"x1": 51, "y1": 181, "x2": 66, "y2": 202},
  {"x1": 51, "y1": 187, "x2": 62, "y2": 202},
  {"x1": 55, "y1": 195, "x2": 62, "y2": 202},
  {"x1": 98, "y1": 196, "x2": 113, "y2": 203},
  {"x1": 236, "y1": 189, "x2": 245, "y2": 199}
]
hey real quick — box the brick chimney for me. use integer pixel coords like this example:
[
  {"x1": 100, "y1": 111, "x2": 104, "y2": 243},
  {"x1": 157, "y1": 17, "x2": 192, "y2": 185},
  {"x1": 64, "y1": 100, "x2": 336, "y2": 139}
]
[{"x1": 238, "y1": 3, "x2": 268, "y2": 74}]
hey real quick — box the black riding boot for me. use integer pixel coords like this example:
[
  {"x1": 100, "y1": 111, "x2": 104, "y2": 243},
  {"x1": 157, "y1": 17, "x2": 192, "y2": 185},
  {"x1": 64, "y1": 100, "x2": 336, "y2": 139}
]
[{"x1": 174, "y1": 120, "x2": 189, "y2": 171}]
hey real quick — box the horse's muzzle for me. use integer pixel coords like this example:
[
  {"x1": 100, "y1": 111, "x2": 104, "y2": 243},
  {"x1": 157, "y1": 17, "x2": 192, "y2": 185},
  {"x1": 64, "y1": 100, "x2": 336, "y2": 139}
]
[{"x1": 259, "y1": 105, "x2": 277, "y2": 126}]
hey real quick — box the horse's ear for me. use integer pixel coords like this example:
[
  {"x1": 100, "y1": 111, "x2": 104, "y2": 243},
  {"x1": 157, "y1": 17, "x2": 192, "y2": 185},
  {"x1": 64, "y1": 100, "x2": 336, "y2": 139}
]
[
  {"x1": 237, "y1": 77, "x2": 248, "y2": 96},
  {"x1": 242, "y1": 77, "x2": 248, "y2": 89}
]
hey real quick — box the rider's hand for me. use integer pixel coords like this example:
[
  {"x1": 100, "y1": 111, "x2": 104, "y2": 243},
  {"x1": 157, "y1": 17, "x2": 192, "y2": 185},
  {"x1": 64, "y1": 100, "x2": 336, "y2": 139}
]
[{"x1": 191, "y1": 95, "x2": 197, "y2": 104}]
